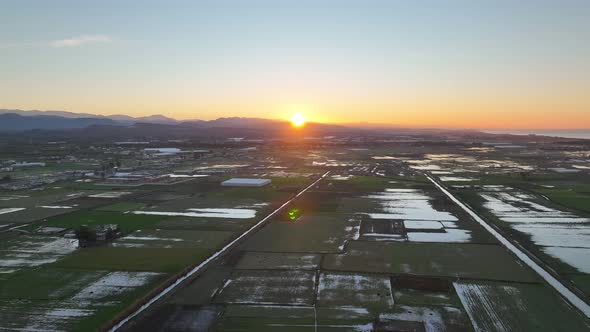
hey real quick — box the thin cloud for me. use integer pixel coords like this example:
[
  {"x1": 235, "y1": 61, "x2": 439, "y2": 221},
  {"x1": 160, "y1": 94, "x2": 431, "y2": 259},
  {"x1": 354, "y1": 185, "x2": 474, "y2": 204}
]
[{"x1": 51, "y1": 34, "x2": 112, "y2": 47}]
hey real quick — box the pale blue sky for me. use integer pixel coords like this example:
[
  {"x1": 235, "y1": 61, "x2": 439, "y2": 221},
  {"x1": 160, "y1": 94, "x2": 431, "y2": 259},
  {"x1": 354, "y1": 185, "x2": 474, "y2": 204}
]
[{"x1": 1, "y1": 0, "x2": 589, "y2": 128}]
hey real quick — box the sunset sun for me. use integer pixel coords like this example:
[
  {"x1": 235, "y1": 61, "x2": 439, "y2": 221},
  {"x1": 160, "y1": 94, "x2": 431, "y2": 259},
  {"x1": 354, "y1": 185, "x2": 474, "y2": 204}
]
[{"x1": 290, "y1": 112, "x2": 306, "y2": 127}]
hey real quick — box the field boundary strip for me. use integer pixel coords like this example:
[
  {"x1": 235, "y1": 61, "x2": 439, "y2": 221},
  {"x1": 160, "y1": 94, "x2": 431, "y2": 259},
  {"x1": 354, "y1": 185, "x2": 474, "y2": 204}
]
[
  {"x1": 106, "y1": 171, "x2": 330, "y2": 331},
  {"x1": 425, "y1": 174, "x2": 590, "y2": 318}
]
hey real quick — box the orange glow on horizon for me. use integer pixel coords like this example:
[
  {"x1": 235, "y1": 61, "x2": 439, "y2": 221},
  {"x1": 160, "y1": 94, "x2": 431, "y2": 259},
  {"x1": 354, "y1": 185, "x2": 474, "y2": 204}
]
[{"x1": 290, "y1": 112, "x2": 306, "y2": 127}]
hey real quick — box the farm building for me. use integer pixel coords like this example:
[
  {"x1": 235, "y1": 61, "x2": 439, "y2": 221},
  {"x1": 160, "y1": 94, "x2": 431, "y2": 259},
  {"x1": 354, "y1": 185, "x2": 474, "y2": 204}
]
[{"x1": 221, "y1": 178, "x2": 271, "y2": 187}]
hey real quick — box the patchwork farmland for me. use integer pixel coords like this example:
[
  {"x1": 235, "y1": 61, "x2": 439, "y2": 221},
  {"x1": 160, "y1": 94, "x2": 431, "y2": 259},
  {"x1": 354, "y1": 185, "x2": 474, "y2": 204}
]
[{"x1": 1, "y1": 138, "x2": 590, "y2": 331}]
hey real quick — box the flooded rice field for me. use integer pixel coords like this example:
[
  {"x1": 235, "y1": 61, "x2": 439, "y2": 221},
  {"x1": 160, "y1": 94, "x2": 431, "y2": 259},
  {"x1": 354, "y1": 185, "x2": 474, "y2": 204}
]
[
  {"x1": 88, "y1": 191, "x2": 132, "y2": 198},
  {"x1": 111, "y1": 229, "x2": 234, "y2": 249},
  {"x1": 479, "y1": 189, "x2": 590, "y2": 273},
  {"x1": 454, "y1": 281, "x2": 590, "y2": 331},
  {"x1": 404, "y1": 153, "x2": 534, "y2": 174},
  {"x1": 0, "y1": 236, "x2": 78, "y2": 274},
  {"x1": 317, "y1": 272, "x2": 394, "y2": 308},
  {"x1": 214, "y1": 270, "x2": 316, "y2": 305},
  {"x1": 0, "y1": 271, "x2": 163, "y2": 331},
  {"x1": 0, "y1": 207, "x2": 25, "y2": 215},
  {"x1": 131, "y1": 208, "x2": 258, "y2": 219},
  {"x1": 362, "y1": 188, "x2": 473, "y2": 243}
]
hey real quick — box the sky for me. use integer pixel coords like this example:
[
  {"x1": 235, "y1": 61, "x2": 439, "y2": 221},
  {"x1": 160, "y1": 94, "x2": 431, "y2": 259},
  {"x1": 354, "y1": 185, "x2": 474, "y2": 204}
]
[{"x1": 1, "y1": 0, "x2": 589, "y2": 129}]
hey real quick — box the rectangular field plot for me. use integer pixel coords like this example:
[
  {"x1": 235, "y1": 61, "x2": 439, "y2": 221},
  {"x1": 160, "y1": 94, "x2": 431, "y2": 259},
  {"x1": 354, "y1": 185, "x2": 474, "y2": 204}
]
[
  {"x1": 154, "y1": 217, "x2": 251, "y2": 232},
  {"x1": 148, "y1": 196, "x2": 271, "y2": 214},
  {"x1": 44, "y1": 210, "x2": 164, "y2": 232},
  {"x1": 96, "y1": 201, "x2": 147, "y2": 212},
  {"x1": 0, "y1": 271, "x2": 164, "y2": 331},
  {"x1": 0, "y1": 267, "x2": 105, "y2": 300},
  {"x1": 377, "y1": 304, "x2": 471, "y2": 332},
  {"x1": 323, "y1": 241, "x2": 538, "y2": 282},
  {"x1": 111, "y1": 229, "x2": 235, "y2": 249},
  {"x1": 355, "y1": 185, "x2": 496, "y2": 244},
  {"x1": 214, "y1": 304, "x2": 316, "y2": 332},
  {"x1": 127, "y1": 304, "x2": 223, "y2": 332},
  {"x1": 478, "y1": 189, "x2": 590, "y2": 274},
  {"x1": 454, "y1": 281, "x2": 590, "y2": 331},
  {"x1": 0, "y1": 207, "x2": 78, "y2": 224},
  {"x1": 0, "y1": 235, "x2": 78, "y2": 274},
  {"x1": 391, "y1": 276, "x2": 459, "y2": 308},
  {"x1": 316, "y1": 307, "x2": 375, "y2": 332},
  {"x1": 52, "y1": 247, "x2": 213, "y2": 273},
  {"x1": 239, "y1": 214, "x2": 358, "y2": 253},
  {"x1": 213, "y1": 270, "x2": 316, "y2": 305},
  {"x1": 317, "y1": 272, "x2": 394, "y2": 310},
  {"x1": 168, "y1": 267, "x2": 233, "y2": 306},
  {"x1": 235, "y1": 252, "x2": 321, "y2": 270}
]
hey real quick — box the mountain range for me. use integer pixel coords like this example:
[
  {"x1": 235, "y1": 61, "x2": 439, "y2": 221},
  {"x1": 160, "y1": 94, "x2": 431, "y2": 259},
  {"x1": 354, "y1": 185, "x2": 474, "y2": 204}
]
[
  {"x1": 0, "y1": 109, "x2": 190, "y2": 129},
  {"x1": 3, "y1": 109, "x2": 581, "y2": 144},
  {"x1": 0, "y1": 109, "x2": 310, "y2": 131}
]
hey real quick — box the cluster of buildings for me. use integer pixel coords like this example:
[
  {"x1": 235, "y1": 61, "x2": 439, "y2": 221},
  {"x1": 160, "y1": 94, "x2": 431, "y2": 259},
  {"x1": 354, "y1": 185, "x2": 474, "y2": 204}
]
[{"x1": 0, "y1": 161, "x2": 47, "y2": 172}]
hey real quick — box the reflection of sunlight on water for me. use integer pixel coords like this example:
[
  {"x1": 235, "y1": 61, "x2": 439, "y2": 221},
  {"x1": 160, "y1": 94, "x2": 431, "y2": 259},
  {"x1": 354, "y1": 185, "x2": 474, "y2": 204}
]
[
  {"x1": 361, "y1": 188, "x2": 471, "y2": 243},
  {"x1": 132, "y1": 208, "x2": 257, "y2": 219},
  {"x1": 480, "y1": 190, "x2": 590, "y2": 273}
]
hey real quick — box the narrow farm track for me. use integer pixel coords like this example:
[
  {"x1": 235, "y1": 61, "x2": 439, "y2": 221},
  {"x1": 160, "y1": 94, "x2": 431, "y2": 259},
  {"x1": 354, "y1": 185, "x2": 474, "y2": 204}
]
[
  {"x1": 108, "y1": 171, "x2": 330, "y2": 331},
  {"x1": 426, "y1": 174, "x2": 590, "y2": 319}
]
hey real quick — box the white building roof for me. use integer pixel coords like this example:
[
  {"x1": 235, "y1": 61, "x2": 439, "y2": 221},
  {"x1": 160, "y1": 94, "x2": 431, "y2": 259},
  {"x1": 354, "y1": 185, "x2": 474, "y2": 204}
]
[{"x1": 221, "y1": 178, "x2": 271, "y2": 187}]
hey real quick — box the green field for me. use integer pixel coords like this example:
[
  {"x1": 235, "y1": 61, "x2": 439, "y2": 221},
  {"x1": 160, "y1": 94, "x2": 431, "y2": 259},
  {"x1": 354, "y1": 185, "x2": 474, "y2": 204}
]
[
  {"x1": 239, "y1": 214, "x2": 357, "y2": 253},
  {"x1": 323, "y1": 241, "x2": 539, "y2": 282},
  {"x1": 0, "y1": 267, "x2": 105, "y2": 300},
  {"x1": 454, "y1": 280, "x2": 590, "y2": 331},
  {"x1": 44, "y1": 210, "x2": 164, "y2": 232},
  {"x1": 213, "y1": 270, "x2": 316, "y2": 306},
  {"x1": 52, "y1": 247, "x2": 213, "y2": 273},
  {"x1": 532, "y1": 187, "x2": 590, "y2": 214},
  {"x1": 97, "y1": 201, "x2": 147, "y2": 212}
]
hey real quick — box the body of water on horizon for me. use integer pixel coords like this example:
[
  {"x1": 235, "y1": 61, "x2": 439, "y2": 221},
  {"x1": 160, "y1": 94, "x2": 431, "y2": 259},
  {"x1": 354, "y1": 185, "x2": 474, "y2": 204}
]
[{"x1": 484, "y1": 130, "x2": 590, "y2": 140}]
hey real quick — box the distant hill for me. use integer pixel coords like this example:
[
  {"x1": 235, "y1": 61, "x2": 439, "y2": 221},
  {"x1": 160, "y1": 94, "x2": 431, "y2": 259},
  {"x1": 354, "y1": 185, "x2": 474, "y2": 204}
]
[
  {"x1": 0, "y1": 109, "x2": 328, "y2": 132},
  {"x1": 4, "y1": 108, "x2": 569, "y2": 144},
  {"x1": 0, "y1": 113, "x2": 119, "y2": 131},
  {"x1": 0, "y1": 109, "x2": 182, "y2": 126}
]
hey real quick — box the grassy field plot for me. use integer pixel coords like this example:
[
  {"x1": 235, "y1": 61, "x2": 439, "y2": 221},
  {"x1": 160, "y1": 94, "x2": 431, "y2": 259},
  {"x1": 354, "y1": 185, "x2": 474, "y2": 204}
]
[
  {"x1": 127, "y1": 304, "x2": 223, "y2": 331},
  {"x1": 0, "y1": 271, "x2": 165, "y2": 332},
  {"x1": 317, "y1": 272, "x2": 393, "y2": 310},
  {"x1": 97, "y1": 201, "x2": 147, "y2": 212},
  {"x1": 533, "y1": 188, "x2": 590, "y2": 214},
  {"x1": 213, "y1": 270, "x2": 316, "y2": 305},
  {"x1": 323, "y1": 241, "x2": 538, "y2": 282},
  {"x1": 134, "y1": 191, "x2": 191, "y2": 202},
  {"x1": 168, "y1": 267, "x2": 233, "y2": 305},
  {"x1": 235, "y1": 252, "x2": 321, "y2": 270},
  {"x1": 154, "y1": 217, "x2": 251, "y2": 232},
  {"x1": 0, "y1": 235, "x2": 78, "y2": 274},
  {"x1": 454, "y1": 280, "x2": 590, "y2": 331},
  {"x1": 44, "y1": 210, "x2": 164, "y2": 232},
  {"x1": 239, "y1": 214, "x2": 358, "y2": 253},
  {"x1": 0, "y1": 267, "x2": 105, "y2": 300},
  {"x1": 0, "y1": 207, "x2": 77, "y2": 223},
  {"x1": 568, "y1": 274, "x2": 590, "y2": 297},
  {"x1": 316, "y1": 307, "x2": 375, "y2": 332},
  {"x1": 52, "y1": 247, "x2": 212, "y2": 273},
  {"x1": 377, "y1": 304, "x2": 471, "y2": 331},
  {"x1": 214, "y1": 304, "x2": 315, "y2": 332},
  {"x1": 111, "y1": 229, "x2": 235, "y2": 249}
]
